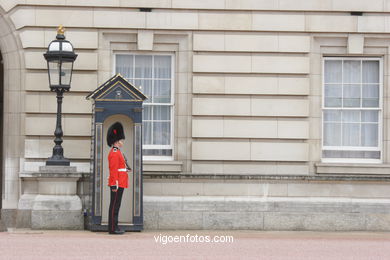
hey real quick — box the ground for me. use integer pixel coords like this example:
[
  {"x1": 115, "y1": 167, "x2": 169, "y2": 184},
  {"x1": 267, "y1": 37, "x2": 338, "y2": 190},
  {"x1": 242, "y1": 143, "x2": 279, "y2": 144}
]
[{"x1": 0, "y1": 230, "x2": 389, "y2": 259}]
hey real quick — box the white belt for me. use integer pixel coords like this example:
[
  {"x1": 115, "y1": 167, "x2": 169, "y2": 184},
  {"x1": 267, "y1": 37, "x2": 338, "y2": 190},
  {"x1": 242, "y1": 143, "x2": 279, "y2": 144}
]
[{"x1": 118, "y1": 168, "x2": 127, "y2": 172}]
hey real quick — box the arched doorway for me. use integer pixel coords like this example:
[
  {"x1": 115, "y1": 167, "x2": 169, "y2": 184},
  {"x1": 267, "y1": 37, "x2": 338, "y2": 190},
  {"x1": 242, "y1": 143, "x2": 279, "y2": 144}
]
[
  {"x1": 0, "y1": 9, "x2": 23, "y2": 228},
  {"x1": 0, "y1": 52, "x2": 3, "y2": 212},
  {"x1": 102, "y1": 114, "x2": 134, "y2": 226}
]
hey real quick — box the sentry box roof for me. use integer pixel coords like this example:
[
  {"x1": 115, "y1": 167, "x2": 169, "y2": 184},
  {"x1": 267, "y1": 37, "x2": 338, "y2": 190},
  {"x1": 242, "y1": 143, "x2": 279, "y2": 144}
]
[{"x1": 86, "y1": 74, "x2": 147, "y2": 102}]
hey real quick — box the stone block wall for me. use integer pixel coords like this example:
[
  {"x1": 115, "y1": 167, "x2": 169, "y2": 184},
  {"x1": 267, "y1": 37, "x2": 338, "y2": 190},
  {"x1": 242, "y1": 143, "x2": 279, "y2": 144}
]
[{"x1": 144, "y1": 176, "x2": 390, "y2": 231}]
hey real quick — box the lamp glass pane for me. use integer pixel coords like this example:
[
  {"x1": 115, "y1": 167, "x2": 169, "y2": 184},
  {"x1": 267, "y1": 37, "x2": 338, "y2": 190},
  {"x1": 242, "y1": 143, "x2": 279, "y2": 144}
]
[
  {"x1": 48, "y1": 42, "x2": 60, "y2": 51},
  {"x1": 62, "y1": 42, "x2": 73, "y2": 52},
  {"x1": 48, "y1": 60, "x2": 60, "y2": 85},
  {"x1": 60, "y1": 61, "x2": 73, "y2": 85}
]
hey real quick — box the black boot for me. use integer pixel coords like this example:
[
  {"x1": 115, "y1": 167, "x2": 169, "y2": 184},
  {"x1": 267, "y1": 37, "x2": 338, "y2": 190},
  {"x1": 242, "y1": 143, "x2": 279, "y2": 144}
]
[{"x1": 109, "y1": 230, "x2": 125, "y2": 235}]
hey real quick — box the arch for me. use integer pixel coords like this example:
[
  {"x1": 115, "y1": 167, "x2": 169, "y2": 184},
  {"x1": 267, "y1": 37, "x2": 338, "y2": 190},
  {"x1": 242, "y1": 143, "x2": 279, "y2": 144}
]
[
  {"x1": 0, "y1": 7, "x2": 24, "y2": 228},
  {"x1": 101, "y1": 114, "x2": 134, "y2": 225}
]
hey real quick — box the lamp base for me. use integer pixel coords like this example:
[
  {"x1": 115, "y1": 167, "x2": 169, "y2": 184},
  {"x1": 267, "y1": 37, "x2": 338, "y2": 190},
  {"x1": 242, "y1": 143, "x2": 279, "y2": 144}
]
[{"x1": 46, "y1": 157, "x2": 70, "y2": 166}]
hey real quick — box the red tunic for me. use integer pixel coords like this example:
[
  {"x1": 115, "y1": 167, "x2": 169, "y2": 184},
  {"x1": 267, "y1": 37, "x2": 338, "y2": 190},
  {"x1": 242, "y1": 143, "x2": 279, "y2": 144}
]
[{"x1": 107, "y1": 147, "x2": 128, "y2": 188}]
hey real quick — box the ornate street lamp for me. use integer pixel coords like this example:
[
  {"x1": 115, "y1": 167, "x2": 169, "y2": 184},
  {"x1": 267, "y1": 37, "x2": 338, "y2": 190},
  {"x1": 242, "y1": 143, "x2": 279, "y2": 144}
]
[{"x1": 44, "y1": 26, "x2": 77, "y2": 166}]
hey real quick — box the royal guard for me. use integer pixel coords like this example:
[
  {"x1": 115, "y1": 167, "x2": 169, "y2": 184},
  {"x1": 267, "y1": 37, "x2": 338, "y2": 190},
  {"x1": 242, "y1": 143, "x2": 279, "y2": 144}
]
[{"x1": 106, "y1": 122, "x2": 131, "y2": 235}]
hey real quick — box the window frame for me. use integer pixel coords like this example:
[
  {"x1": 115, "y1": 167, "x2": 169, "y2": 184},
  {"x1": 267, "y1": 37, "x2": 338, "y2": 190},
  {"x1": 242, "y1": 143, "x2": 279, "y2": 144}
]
[
  {"x1": 113, "y1": 52, "x2": 175, "y2": 161},
  {"x1": 321, "y1": 56, "x2": 383, "y2": 163}
]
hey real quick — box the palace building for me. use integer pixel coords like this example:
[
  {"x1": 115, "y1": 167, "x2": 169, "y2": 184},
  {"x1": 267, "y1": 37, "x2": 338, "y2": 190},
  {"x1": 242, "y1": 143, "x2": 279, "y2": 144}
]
[{"x1": 1, "y1": 0, "x2": 390, "y2": 230}]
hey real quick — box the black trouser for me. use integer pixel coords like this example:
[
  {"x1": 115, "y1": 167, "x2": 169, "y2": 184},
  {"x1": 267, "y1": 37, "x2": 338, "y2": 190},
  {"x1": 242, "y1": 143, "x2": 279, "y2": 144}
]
[{"x1": 108, "y1": 186, "x2": 124, "y2": 232}]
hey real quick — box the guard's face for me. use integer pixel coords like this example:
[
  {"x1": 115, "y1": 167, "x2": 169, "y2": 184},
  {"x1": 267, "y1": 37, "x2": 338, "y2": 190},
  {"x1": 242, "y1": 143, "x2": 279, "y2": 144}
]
[{"x1": 118, "y1": 139, "x2": 125, "y2": 147}]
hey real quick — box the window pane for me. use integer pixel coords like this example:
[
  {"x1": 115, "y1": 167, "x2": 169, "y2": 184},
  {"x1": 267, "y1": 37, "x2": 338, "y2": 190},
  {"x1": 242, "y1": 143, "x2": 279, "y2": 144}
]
[
  {"x1": 342, "y1": 110, "x2": 360, "y2": 122},
  {"x1": 361, "y1": 111, "x2": 378, "y2": 123},
  {"x1": 362, "y1": 84, "x2": 379, "y2": 98},
  {"x1": 343, "y1": 60, "x2": 361, "y2": 83},
  {"x1": 153, "y1": 122, "x2": 171, "y2": 145},
  {"x1": 153, "y1": 105, "x2": 171, "y2": 121},
  {"x1": 362, "y1": 61, "x2": 379, "y2": 83},
  {"x1": 143, "y1": 121, "x2": 152, "y2": 145},
  {"x1": 361, "y1": 123, "x2": 378, "y2": 147},
  {"x1": 135, "y1": 79, "x2": 152, "y2": 103},
  {"x1": 143, "y1": 149, "x2": 172, "y2": 156},
  {"x1": 324, "y1": 123, "x2": 341, "y2": 146},
  {"x1": 325, "y1": 98, "x2": 342, "y2": 107},
  {"x1": 324, "y1": 110, "x2": 341, "y2": 122},
  {"x1": 154, "y1": 80, "x2": 171, "y2": 103},
  {"x1": 324, "y1": 60, "x2": 342, "y2": 83},
  {"x1": 127, "y1": 78, "x2": 135, "y2": 85},
  {"x1": 342, "y1": 123, "x2": 360, "y2": 146},
  {"x1": 143, "y1": 106, "x2": 152, "y2": 121},
  {"x1": 343, "y1": 84, "x2": 360, "y2": 107},
  {"x1": 362, "y1": 84, "x2": 379, "y2": 108},
  {"x1": 116, "y1": 55, "x2": 134, "y2": 78},
  {"x1": 363, "y1": 99, "x2": 379, "y2": 108},
  {"x1": 324, "y1": 84, "x2": 342, "y2": 107},
  {"x1": 325, "y1": 84, "x2": 342, "y2": 97},
  {"x1": 135, "y1": 55, "x2": 152, "y2": 78},
  {"x1": 154, "y1": 56, "x2": 171, "y2": 79},
  {"x1": 323, "y1": 150, "x2": 380, "y2": 159}
]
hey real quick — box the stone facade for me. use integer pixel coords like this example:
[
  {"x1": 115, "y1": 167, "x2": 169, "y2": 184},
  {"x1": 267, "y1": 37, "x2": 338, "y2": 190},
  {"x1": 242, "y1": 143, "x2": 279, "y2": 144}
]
[{"x1": 0, "y1": 0, "x2": 390, "y2": 230}]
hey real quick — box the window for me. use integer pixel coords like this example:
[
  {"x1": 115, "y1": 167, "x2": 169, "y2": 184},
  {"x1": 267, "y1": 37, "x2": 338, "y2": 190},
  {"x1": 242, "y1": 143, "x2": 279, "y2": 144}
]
[
  {"x1": 322, "y1": 57, "x2": 382, "y2": 162},
  {"x1": 115, "y1": 54, "x2": 174, "y2": 159}
]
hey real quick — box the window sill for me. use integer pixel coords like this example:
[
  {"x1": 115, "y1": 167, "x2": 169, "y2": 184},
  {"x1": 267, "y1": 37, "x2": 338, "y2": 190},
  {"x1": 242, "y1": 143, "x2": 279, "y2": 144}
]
[
  {"x1": 143, "y1": 161, "x2": 183, "y2": 173},
  {"x1": 316, "y1": 163, "x2": 390, "y2": 175}
]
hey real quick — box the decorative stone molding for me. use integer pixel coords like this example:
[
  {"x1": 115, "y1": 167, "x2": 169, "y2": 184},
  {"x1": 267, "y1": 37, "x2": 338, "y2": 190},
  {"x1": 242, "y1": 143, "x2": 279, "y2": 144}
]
[
  {"x1": 144, "y1": 173, "x2": 390, "y2": 182},
  {"x1": 348, "y1": 34, "x2": 364, "y2": 54},
  {"x1": 99, "y1": 30, "x2": 192, "y2": 173},
  {"x1": 143, "y1": 161, "x2": 183, "y2": 173},
  {"x1": 316, "y1": 163, "x2": 390, "y2": 175},
  {"x1": 309, "y1": 34, "x2": 390, "y2": 174}
]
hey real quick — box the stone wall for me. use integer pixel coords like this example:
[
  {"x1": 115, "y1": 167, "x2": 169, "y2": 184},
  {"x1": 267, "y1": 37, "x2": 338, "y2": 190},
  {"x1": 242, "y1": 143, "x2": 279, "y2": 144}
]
[
  {"x1": 144, "y1": 175, "x2": 390, "y2": 231},
  {"x1": 145, "y1": 195, "x2": 390, "y2": 231}
]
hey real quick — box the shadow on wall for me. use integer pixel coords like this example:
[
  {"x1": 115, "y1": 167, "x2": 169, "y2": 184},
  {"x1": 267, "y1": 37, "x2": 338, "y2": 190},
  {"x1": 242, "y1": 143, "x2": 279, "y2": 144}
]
[{"x1": 0, "y1": 52, "x2": 4, "y2": 232}]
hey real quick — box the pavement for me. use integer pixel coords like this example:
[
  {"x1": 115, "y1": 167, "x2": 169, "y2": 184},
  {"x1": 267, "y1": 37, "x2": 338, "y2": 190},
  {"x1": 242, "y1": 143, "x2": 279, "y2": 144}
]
[{"x1": 0, "y1": 229, "x2": 390, "y2": 260}]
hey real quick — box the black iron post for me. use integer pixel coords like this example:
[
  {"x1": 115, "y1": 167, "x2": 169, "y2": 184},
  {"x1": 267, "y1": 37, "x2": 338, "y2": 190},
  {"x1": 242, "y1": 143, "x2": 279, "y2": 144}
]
[{"x1": 46, "y1": 89, "x2": 69, "y2": 165}]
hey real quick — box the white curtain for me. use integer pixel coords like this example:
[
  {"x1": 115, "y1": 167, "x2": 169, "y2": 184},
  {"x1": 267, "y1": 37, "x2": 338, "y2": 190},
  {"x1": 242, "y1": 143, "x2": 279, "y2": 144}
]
[
  {"x1": 135, "y1": 55, "x2": 152, "y2": 78},
  {"x1": 116, "y1": 55, "x2": 133, "y2": 79},
  {"x1": 154, "y1": 56, "x2": 171, "y2": 79},
  {"x1": 343, "y1": 60, "x2": 360, "y2": 83},
  {"x1": 342, "y1": 110, "x2": 360, "y2": 146},
  {"x1": 361, "y1": 111, "x2": 379, "y2": 147},
  {"x1": 151, "y1": 56, "x2": 171, "y2": 146},
  {"x1": 323, "y1": 59, "x2": 380, "y2": 159},
  {"x1": 363, "y1": 61, "x2": 379, "y2": 83}
]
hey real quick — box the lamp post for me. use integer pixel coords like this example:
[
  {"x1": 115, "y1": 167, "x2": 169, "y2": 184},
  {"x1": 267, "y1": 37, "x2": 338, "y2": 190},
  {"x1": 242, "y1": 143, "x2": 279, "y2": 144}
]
[{"x1": 44, "y1": 26, "x2": 77, "y2": 166}]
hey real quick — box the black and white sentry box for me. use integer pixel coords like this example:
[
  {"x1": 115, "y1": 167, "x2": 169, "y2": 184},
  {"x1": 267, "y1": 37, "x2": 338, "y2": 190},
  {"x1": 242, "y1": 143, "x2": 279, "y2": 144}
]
[{"x1": 86, "y1": 74, "x2": 147, "y2": 232}]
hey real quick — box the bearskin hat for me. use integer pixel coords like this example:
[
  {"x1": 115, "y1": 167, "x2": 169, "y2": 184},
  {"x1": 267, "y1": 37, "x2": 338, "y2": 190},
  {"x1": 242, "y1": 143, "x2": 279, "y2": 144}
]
[{"x1": 107, "y1": 122, "x2": 125, "y2": 147}]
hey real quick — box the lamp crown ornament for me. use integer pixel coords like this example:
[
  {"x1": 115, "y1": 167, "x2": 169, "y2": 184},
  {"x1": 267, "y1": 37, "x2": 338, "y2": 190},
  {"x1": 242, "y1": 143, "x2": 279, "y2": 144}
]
[
  {"x1": 56, "y1": 25, "x2": 65, "y2": 40},
  {"x1": 57, "y1": 25, "x2": 65, "y2": 34}
]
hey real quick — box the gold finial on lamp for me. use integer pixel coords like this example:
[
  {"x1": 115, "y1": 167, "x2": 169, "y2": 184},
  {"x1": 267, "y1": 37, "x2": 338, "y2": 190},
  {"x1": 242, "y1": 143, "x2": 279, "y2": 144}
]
[{"x1": 57, "y1": 25, "x2": 65, "y2": 35}]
